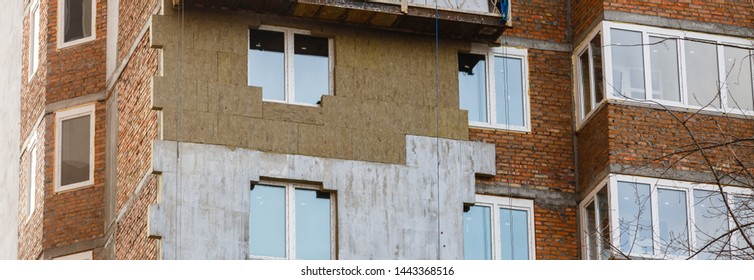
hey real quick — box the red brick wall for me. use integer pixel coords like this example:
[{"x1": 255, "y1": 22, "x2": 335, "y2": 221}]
[
  {"x1": 17, "y1": 125, "x2": 45, "y2": 260},
  {"x1": 571, "y1": 0, "x2": 603, "y2": 42},
  {"x1": 607, "y1": 104, "x2": 754, "y2": 180},
  {"x1": 42, "y1": 101, "x2": 106, "y2": 252},
  {"x1": 534, "y1": 206, "x2": 578, "y2": 259},
  {"x1": 507, "y1": 0, "x2": 569, "y2": 43},
  {"x1": 118, "y1": 0, "x2": 159, "y2": 62},
  {"x1": 575, "y1": 104, "x2": 609, "y2": 193},
  {"x1": 45, "y1": 0, "x2": 107, "y2": 103},
  {"x1": 572, "y1": 0, "x2": 754, "y2": 44},
  {"x1": 470, "y1": 49, "x2": 577, "y2": 259},
  {"x1": 20, "y1": 0, "x2": 48, "y2": 141},
  {"x1": 604, "y1": 0, "x2": 754, "y2": 30},
  {"x1": 115, "y1": 178, "x2": 159, "y2": 259},
  {"x1": 113, "y1": 8, "x2": 160, "y2": 258},
  {"x1": 472, "y1": 49, "x2": 575, "y2": 193}
]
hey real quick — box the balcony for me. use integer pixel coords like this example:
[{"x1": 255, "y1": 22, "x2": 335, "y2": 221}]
[{"x1": 173, "y1": 0, "x2": 510, "y2": 42}]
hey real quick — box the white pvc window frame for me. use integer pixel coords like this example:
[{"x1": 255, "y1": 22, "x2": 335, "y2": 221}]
[
  {"x1": 573, "y1": 26, "x2": 607, "y2": 124},
  {"x1": 54, "y1": 103, "x2": 95, "y2": 192},
  {"x1": 574, "y1": 21, "x2": 754, "y2": 128},
  {"x1": 579, "y1": 174, "x2": 754, "y2": 260},
  {"x1": 25, "y1": 132, "x2": 37, "y2": 221},
  {"x1": 466, "y1": 44, "x2": 531, "y2": 132},
  {"x1": 57, "y1": 0, "x2": 97, "y2": 49},
  {"x1": 28, "y1": 0, "x2": 40, "y2": 80},
  {"x1": 466, "y1": 195, "x2": 536, "y2": 260},
  {"x1": 248, "y1": 26, "x2": 334, "y2": 107},
  {"x1": 248, "y1": 181, "x2": 336, "y2": 260}
]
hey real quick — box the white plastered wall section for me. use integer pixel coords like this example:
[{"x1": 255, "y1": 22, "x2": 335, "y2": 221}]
[
  {"x1": 0, "y1": 0, "x2": 23, "y2": 260},
  {"x1": 148, "y1": 135, "x2": 495, "y2": 260}
]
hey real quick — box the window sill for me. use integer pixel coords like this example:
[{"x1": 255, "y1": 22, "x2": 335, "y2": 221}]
[
  {"x1": 57, "y1": 36, "x2": 96, "y2": 51},
  {"x1": 262, "y1": 99, "x2": 323, "y2": 108},
  {"x1": 55, "y1": 180, "x2": 94, "y2": 193},
  {"x1": 610, "y1": 98, "x2": 754, "y2": 119},
  {"x1": 469, "y1": 122, "x2": 530, "y2": 134}
]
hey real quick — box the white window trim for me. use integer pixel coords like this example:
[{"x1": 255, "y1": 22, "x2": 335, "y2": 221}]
[
  {"x1": 249, "y1": 26, "x2": 334, "y2": 107},
  {"x1": 580, "y1": 174, "x2": 754, "y2": 260},
  {"x1": 25, "y1": 132, "x2": 37, "y2": 222},
  {"x1": 468, "y1": 195, "x2": 536, "y2": 260},
  {"x1": 53, "y1": 250, "x2": 92, "y2": 260},
  {"x1": 28, "y1": 0, "x2": 40, "y2": 81},
  {"x1": 57, "y1": 0, "x2": 97, "y2": 49},
  {"x1": 54, "y1": 103, "x2": 95, "y2": 192},
  {"x1": 466, "y1": 44, "x2": 531, "y2": 133},
  {"x1": 575, "y1": 21, "x2": 754, "y2": 128},
  {"x1": 573, "y1": 25, "x2": 608, "y2": 127},
  {"x1": 248, "y1": 181, "x2": 336, "y2": 260}
]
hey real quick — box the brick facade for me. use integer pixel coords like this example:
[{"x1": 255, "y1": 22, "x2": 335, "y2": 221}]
[{"x1": 12, "y1": 0, "x2": 754, "y2": 260}]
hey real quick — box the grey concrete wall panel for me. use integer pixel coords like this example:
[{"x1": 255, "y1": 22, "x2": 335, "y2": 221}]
[
  {"x1": 0, "y1": 0, "x2": 23, "y2": 260},
  {"x1": 149, "y1": 135, "x2": 495, "y2": 259}
]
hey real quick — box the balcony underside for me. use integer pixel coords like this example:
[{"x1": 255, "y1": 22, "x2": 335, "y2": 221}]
[{"x1": 175, "y1": 0, "x2": 507, "y2": 42}]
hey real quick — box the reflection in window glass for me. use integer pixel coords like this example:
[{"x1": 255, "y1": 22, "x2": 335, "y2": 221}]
[
  {"x1": 586, "y1": 200, "x2": 598, "y2": 260},
  {"x1": 591, "y1": 35, "x2": 604, "y2": 104},
  {"x1": 579, "y1": 51, "x2": 592, "y2": 116},
  {"x1": 63, "y1": 0, "x2": 93, "y2": 43},
  {"x1": 734, "y1": 196, "x2": 754, "y2": 257},
  {"x1": 295, "y1": 189, "x2": 331, "y2": 260},
  {"x1": 458, "y1": 53, "x2": 488, "y2": 123},
  {"x1": 294, "y1": 35, "x2": 329, "y2": 105},
  {"x1": 500, "y1": 208, "x2": 528, "y2": 260},
  {"x1": 649, "y1": 36, "x2": 681, "y2": 102},
  {"x1": 658, "y1": 188, "x2": 689, "y2": 256},
  {"x1": 694, "y1": 190, "x2": 729, "y2": 259},
  {"x1": 249, "y1": 30, "x2": 285, "y2": 101},
  {"x1": 494, "y1": 56, "x2": 524, "y2": 127},
  {"x1": 596, "y1": 187, "x2": 611, "y2": 259},
  {"x1": 685, "y1": 41, "x2": 720, "y2": 108},
  {"x1": 249, "y1": 185, "x2": 286, "y2": 258},
  {"x1": 617, "y1": 181, "x2": 654, "y2": 255},
  {"x1": 724, "y1": 46, "x2": 754, "y2": 111},
  {"x1": 611, "y1": 29, "x2": 645, "y2": 99},
  {"x1": 61, "y1": 115, "x2": 90, "y2": 186},
  {"x1": 463, "y1": 205, "x2": 491, "y2": 259}
]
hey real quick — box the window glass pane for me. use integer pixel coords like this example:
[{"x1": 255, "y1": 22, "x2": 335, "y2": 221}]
[
  {"x1": 31, "y1": 3, "x2": 39, "y2": 74},
  {"x1": 27, "y1": 147, "x2": 35, "y2": 216},
  {"x1": 295, "y1": 189, "x2": 331, "y2": 260},
  {"x1": 591, "y1": 34, "x2": 604, "y2": 103},
  {"x1": 649, "y1": 36, "x2": 681, "y2": 102},
  {"x1": 494, "y1": 56, "x2": 524, "y2": 127},
  {"x1": 693, "y1": 190, "x2": 729, "y2": 259},
  {"x1": 685, "y1": 41, "x2": 720, "y2": 108},
  {"x1": 596, "y1": 187, "x2": 611, "y2": 259},
  {"x1": 463, "y1": 205, "x2": 491, "y2": 259},
  {"x1": 61, "y1": 115, "x2": 90, "y2": 186},
  {"x1": 64, "y1": 0, "x2": 92, "y2": 42},
  {"x1": 610, "y1": 29, "x2": 645, "y2": 99},
  {"x1": 586, "y1": 200, "x2": 598, "y2": 259},
  {"x1": 733, "y1": 196, "x2": 754, "y2": 258},
  {"x1": 500, "y1": 208, "x2": 529, "y2": 260},
  {"x1": 658, "y1": 188, "x2": 689, "y2": 256},
  {"x1": 724, "y1": 46, "x2": 754, "y2": 111},
  {"x1": 294, "y1": 34, "x2": 329, "y2": 105},
  {"x1": 249, "y1": 30, "x2": 285, "y2": 101},
  {"x1": 579, "y1": 51, "x2": 592, "y2": 116},
  {"x1": 617, "y1": 181, "x2": 653, "y2": 255},
  {"x1": 249, "y1": 184, "x2": 286, "y2": 258},
  {"x1": 458, "y1": 53, "x2": 488, "y2": 123}
]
